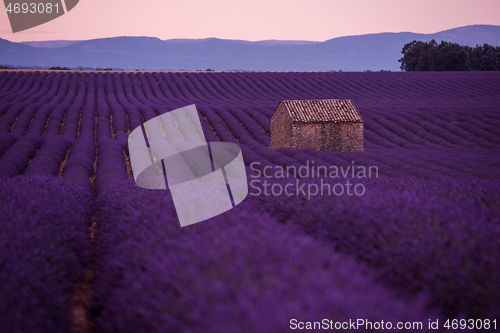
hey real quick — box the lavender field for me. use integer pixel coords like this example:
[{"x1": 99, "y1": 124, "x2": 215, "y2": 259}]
[{"x1": 0, "y1": 70, "x2": 499, "y2": 332}]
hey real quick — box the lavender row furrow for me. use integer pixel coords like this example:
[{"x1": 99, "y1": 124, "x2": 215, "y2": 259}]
[
  {"x1": 24, "y1": 135, "x2": 71, "y2": 176},
  {"x1": 90, "y1": 181, "x2": 441, "y2": 333},
  {"x1": 0, "y1": 133, "x2": 45, "y2": 178},
  {"x1": 0, "y1": 176, "x2": 92, "y2": 333}
]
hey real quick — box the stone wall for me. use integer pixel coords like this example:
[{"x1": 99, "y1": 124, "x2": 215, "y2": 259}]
[
  {"x1": 270, "y1": 106, "x2": 364, "y2": 152},
  {"x1": 291, "y1": 123, "x2": 327, "y2": 150},
  {"x1": 270, "y1": 104, "x2": 293, "y2": 149},
  {"x1": 289, "y1": 122, "x2": 363, "y2": 152},
  {"x1": 336, "y1": 122, "x2": 364, "y2": 152}
]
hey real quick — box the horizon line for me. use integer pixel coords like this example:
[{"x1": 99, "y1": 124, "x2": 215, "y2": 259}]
[{"x1": 7, "y1": 24, "x2": 499, "y2": 45}]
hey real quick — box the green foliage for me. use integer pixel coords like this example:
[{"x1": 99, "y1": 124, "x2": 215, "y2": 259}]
[
  {"x1": 433, "y1": 41, "x2": 468, "y2": 71},
  {"x1": 0, "y1": 65, "x2": 15, "y2": 69},
  {"x1": 399, "y1": 40, "x2": 437, "y2": 71},
  {"x1": 399, "y1": 40, "x2": 500, "y2": 71},
  {"x1": 469, "y1": 44, "x2": 500, "y2": 71},
  {"x1": 49, "y1": 66, "x2": 70, "y2": 70}
]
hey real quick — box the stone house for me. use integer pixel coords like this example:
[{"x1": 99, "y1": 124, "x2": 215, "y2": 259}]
[{"x1": 270, "y1": 99, "x2": 363, "y2": 152}]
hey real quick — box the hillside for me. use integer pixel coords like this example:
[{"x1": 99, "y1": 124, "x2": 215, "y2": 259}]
[{"x1": 2, "y1": 24, "x2": 500, "y2": 71}]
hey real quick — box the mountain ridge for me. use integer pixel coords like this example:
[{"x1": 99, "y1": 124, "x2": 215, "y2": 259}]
[{"x1": 2, "y1": 24, "x2": 499, "y2": 71}]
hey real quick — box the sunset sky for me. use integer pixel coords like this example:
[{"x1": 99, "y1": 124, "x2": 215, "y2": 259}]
[{"x1": 1, "y1": 0, "x2": 499, "y2": 43}]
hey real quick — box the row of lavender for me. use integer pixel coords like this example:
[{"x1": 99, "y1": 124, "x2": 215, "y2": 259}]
[
  {"x1": 1, "y1": 70, "x2": 499, "y2": 110},
  {"x1": 1, "y1": 125, "x2": 497, "y2": 184},
  {"x1": 247, "y1": 173, "x2": 500, "y2": 319},
  {"x1": 1, "y1": 70, "x2": 498, "y2": 189},
  {"x1": 0, "y1": 70, "x2": 499, "y2": 331},
  {"x1": 89, "y1": 180, "x2": 444, "y2": 333},
  {"x1": 0, "y1": 175, "x2": 93, "y2": 332},
  {"x1": 0, "y1": 71, "x2": 499, "y2": 183},
  {"x1": 3, "y1": 174, "x2": 497, "y2": 329},
  {"x1": 1, "y1": 71, "x2": 498, "y2": 104},
  {"x1": 1, "y1": 71, "x2": 499, "y2": 133}
]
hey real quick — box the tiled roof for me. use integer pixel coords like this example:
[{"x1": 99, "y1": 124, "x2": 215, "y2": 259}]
[{"x1": 279, "y1": 99, "x2": 363, "y2": 123}]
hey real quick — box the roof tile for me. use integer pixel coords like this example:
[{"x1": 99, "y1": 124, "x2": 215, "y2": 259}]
[{"x1": 279, "y1": 99, "x2": 363, "y2": 123}]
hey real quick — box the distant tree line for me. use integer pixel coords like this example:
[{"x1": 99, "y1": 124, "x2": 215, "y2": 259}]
[
  {"x1": 49, "y1": 66, "x2": 70, "y2": 70},
  {"x1": 399, "y1": 40, "x2": 500, "y2": 71},
  {"x1": 0, "y1": 65, "x2": 120, "y2": 71}
]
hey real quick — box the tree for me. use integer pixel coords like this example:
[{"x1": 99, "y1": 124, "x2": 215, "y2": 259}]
[
  {"x1": 399, "y1": 40, "x2": 423, "y2": 71},
  {"x1": 399, "y1": 40, "x2": 499, "y2": 71},
  {"x1": 398, "y1": 40, "x2": 437, "y2": 71},
  {"x1": 469, "y1": 44, "x2": 500, "y2": 71},
  {"x1": 433, "y1": 41, "x2": 468, "y2": 71}
]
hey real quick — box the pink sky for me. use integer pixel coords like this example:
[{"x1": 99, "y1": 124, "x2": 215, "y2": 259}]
[{"x1": 1, "y1": 0, "x2": 499, "y2": 43}]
